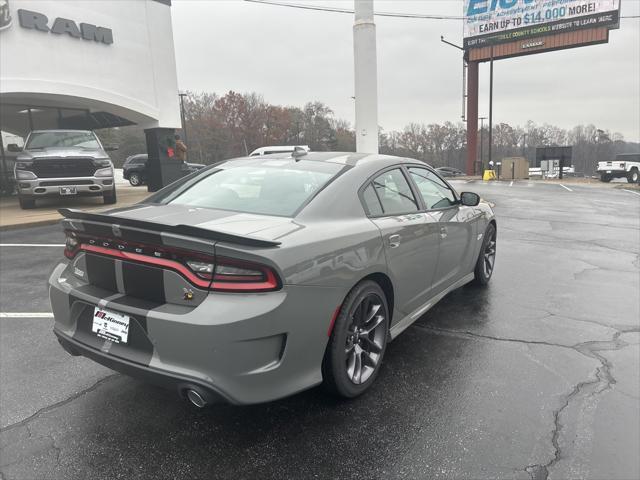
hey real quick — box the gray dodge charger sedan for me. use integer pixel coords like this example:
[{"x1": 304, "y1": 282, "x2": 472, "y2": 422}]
[{"x1": 50, "y1": 152, "x2": 496, "y2": 407}]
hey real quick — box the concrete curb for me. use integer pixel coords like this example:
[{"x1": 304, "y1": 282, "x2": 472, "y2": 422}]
[{"x1": 0, "y1": 217, "x2": 63, "y2": 232}]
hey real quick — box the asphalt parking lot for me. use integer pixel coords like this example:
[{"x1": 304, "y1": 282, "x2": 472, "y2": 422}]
[{"x1": 0, "y1": 181, "x2": 638, "y2": 480}]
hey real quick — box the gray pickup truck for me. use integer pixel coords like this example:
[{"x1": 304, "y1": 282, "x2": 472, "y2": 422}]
[{"x1": 10, "y1": 130, "x2": 117, "y2": 209}]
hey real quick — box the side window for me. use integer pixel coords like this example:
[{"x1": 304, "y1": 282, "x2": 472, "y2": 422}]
[
  {"x1": 408, "y1": 167, "x2": 456, "y2": 209},
  {"x1": 361, "y1": 183, "x2": 383, "y2": 216},
  {"x1": 372, "y1": 168, "x2": 419, "y2": 215}
]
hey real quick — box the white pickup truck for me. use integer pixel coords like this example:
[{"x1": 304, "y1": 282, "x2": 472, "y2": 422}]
[{"x1": 597, "y1": 153, "x2": 640, "y2": 183}]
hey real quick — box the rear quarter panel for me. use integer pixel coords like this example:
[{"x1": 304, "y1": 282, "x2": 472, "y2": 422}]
[{"x1": 214, "y1": 217, "x2": 387, "y2": 289}]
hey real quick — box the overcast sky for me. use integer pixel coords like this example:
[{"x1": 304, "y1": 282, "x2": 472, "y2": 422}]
[{"x1": 171, "y1": 0, "x2": 640, "y2": 142}]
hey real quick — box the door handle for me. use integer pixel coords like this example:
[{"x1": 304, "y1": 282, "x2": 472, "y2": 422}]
[
  {"x1": 388, "y1": 234, "x2": 401, "y2": 248},
  {"x1": 440, "y1": 226, "x2": 447, "y2": 239}
]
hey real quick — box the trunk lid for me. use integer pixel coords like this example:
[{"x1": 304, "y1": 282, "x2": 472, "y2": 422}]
[{"x1": 60, "y1": 205, "x2": 286, "y2": 306}]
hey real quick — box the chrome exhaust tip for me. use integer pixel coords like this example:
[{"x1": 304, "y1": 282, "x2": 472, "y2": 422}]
[{"x1": 185, "y1": 389, "x2": 207, "y2": 408}]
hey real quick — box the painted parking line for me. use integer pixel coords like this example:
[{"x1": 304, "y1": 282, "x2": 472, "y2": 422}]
[
  {"x1": 509, "y1": 181, "x2": 513, "y2": 187},
  {"x1": 622, "y1": 189, "x2": 640, "y2": 197},
  {"x1": 559, "y1": 184, "x2": 573, "y2": 192},
  {"x1": 0, "y1": 244, "x2": 64, "y2": 247},
  {"x1": 0, "y1": 312, "x2": 54, "y2": 318}
]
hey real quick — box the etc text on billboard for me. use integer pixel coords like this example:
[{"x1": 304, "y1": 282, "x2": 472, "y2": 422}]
[{"x1": 463, "y1": 0, "x2": 621, "y2": 48}]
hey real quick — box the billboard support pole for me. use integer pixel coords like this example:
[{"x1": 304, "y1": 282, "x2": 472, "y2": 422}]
[
  {"x1": 465, "y1": 61, "x2": 478, "y2": 176},
  {"x1": 479, "y1": 116, "x2": 487, "y2": 171},
  {"x1": 488, "y1": 46, "x2": 494, "y2": 174}
]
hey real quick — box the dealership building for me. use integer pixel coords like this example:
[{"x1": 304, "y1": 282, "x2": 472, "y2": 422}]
[{"x1": 0, "y1": 0, "x2": 182, "y2": 189}]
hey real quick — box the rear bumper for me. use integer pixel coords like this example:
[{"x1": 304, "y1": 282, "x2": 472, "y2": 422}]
[
  {"x1": 55, "y1": 331, "x2": 231, "y2": 404},
  {"x1": 49, "y1": 260, "x2": 344, "y2": 405},
  {"x1": 17, "y1": 176, "x2": 115, "y2": 196}
]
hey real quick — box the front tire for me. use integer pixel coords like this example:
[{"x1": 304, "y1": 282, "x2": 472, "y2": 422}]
[
  {"x1": 103, "y1": 187, "x2": 117, "y2": 205},
  {"x1": 472, "y1": 223, "x2": 496, "y2": 286},
  {"x1": 322, "y1": 280, "x2": 389, "y2": 398},
  {"x1": 18, "y1": 196, "x2": 36, "y2": 209},
  {"x1": 628, "y1": 168, "x2": 639, "y2": 184}
]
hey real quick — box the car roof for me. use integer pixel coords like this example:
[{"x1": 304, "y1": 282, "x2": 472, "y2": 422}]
[
  {"x1": 222, "y1": 151, "x2": 430, "y2": 169},
  {"x1": 30, "y1": 129, "x2": 94, "y2": 133}
]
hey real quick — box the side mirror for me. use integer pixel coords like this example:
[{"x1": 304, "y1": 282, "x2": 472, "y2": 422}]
[
  {"x1": 104, "y1": 144, "x2": 119, "y2": 152},
  {"x1": 460, "y1": 192, "x2": 481, "y2": 207},
  {"x1": 7, "y1": 144, "x2": 22, "y2": 152}
]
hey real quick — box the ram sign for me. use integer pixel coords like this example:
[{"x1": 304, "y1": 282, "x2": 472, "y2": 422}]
[{"x1": 463, "y1": 0, "x2": 621, "y2": 48}]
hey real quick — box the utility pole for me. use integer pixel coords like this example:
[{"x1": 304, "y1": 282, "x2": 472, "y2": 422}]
[
  {"x1": 178, "y1": 92, "x2": 188, "y2": 146},
  {"x1": 353, "y1": 0, "x2": 379, "y2": 154}
]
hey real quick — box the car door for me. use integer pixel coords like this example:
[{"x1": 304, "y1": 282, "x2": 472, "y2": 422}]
[
  {"x1": 406, "y1": 166, "x2": 478, "y2": 294},
  {"x1": 361, "y1": 167, "x2": 440, "y2": 317}
]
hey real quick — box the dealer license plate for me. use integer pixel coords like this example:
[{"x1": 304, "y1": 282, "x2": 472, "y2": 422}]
[
  {"x1": 59, "y1": 186, "x2": 77, "y2": 195},
  {"x1": 92, "y1": 307, "x2": 130, "y2": 344},
  {"x1": 606, "y1": 170, "x2": 612, "y2": 174}
]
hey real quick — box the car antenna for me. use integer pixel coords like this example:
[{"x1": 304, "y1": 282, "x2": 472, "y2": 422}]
[{"x1": 291, "y1": 146, "x2": 307, "y2": 161}]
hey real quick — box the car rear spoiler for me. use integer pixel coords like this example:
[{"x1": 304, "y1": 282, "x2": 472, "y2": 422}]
[{"x1": 58, "y1": 208, "x2": 281, "y2": 248}]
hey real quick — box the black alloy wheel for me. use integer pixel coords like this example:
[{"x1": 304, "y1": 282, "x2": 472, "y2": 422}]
[
  {"x1": 473, "y1": 223, "x2": 496, "y2": 286},
  {"x1": 322, "y1": 280, "x2": 389, "y2": 398}
]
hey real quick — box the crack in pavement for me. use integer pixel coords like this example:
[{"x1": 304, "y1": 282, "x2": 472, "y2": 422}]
[
  {"x1": 523, "y1": 331, "x2": 633, "y2": 480},
  {"x1": 412, "y1": 323, "x2": 639, "y2": 480},
  {"x1": 0, "y1": 374, "x2": 119, "y2": 434}
]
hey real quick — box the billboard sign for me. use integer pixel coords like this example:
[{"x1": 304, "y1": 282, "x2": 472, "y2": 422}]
[{"x1": 464, "y1": 0, "x2": 621, "y2": 48}]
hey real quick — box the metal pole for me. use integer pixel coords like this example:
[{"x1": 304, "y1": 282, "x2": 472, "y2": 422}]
[
  {"x1": 353, "y1": 0, "x2": 379, "y2": 154},
  {"x1": 0, "y1": 132, "x2": 9, "y2": 195},
  {"x1": 479, "y1": 117, "x2": 487, "y2": 171},
  {"x1": 488, "y1": 47, "x2": 494, "y2": 172},
  {"x1": 466, "y1": 62, "x2": 479, "y2": 175},
  {"x1": 178, "y1": 93, "x2": 188, "y2": 146},
  {"x1": 27, "y1": 108, "x2": 34, "y2": 131}
]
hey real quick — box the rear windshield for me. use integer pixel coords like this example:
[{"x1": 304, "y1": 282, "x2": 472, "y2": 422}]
[{"x1": 157, "y1": 159, "x2": 344, "y2": 216}]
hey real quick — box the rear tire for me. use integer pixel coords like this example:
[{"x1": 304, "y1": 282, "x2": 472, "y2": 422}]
[
  {"x1": 322, "y1": 280, "x2": 389, "y2": 399},
  {"x1": 628, "y1": 168, "x2": 639, "y2": 184},
  {"x1": 18, "y1": 196, "x2": 36, "y2": 209},
  {"x1": 103, "y1": 187, "x2": 117, "y2": 205},
  {"x1": 472, "y1": 223, "x2": 496, "y2": 286},
  {"x1": 600, "y1": 174, "x2": 612, "y2": 183},
  {"x1": 129, "y1": 173, "x2": 142, "y2": 186}
]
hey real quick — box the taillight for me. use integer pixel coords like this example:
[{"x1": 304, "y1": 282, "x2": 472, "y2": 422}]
[
  {"x1": 187, "y1": 257, "x2": 279, "y2": 292},
  {"x1": 64, "y1": 231, "x2": 79, "y2": 259},
  {"x1": 63, "y1": 231, "x2": 280, "y2": 292},
  {"x1": 186, "y1": 260, "x2": 214, "y2": 279}
]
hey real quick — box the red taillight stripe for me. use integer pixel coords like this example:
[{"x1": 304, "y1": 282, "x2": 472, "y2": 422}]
[
  {"x1": 81, "y1": 244, "x2": 212, "y2": 288},
  {"x1": 78, "y1": 244, "x2": 279, "y2": 292}
]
